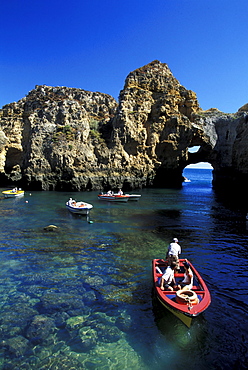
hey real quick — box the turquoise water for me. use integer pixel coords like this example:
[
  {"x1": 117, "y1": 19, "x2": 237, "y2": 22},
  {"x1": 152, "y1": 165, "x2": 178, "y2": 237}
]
[{"x1": 0, "y1": 169, "x2": 247, "y2": 369}]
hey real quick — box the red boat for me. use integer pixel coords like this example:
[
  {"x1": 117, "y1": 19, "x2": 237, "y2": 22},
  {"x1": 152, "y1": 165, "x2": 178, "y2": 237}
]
[
  {"x1": 152, "y1": 258, "x2": 211, "y2": 327},
  {"x1": 98, "y1": 193, "x2": 129, "y2": 202}
]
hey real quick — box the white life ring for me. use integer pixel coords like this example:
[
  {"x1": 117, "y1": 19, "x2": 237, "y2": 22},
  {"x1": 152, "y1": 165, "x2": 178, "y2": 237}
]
[{"x1": 176, "y1": 289, "x2": 199, "y2": 305}]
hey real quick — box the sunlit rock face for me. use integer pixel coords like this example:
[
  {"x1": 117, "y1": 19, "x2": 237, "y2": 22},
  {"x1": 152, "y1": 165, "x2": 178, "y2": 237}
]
[
  {"x1": 0, "y1": 86, "x2": 118, "y2": 190},
  {"x1": 0, "y1": 60, "x2": 247, "y2": 197},
  {"x1": 111, "y1": 61, "x2": 203, "y2": 187}
]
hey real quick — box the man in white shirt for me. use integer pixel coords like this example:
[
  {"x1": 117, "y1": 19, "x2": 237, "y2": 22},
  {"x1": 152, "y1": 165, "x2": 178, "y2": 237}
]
[
  {"x1": 160, "y1": 262, "x2": 178, "y2": 291},
  {"x1": 166, "y1": 238, "x2": 181, "y2": 270}
]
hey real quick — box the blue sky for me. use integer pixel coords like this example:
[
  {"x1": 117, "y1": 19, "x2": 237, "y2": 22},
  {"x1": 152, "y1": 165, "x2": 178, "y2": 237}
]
[
  {"x1": 1, "y1": 0, "x2": 248, "y2": 114},
  {"x1": 187, "y1": 147, "x2": 213, "y2": 169},
  {"x1": 186, "y1": 162, "x2": 213, "y2": 169}
]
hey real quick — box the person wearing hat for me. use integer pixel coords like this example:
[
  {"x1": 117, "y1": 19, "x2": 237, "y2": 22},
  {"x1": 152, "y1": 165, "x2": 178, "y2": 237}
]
[
  {"x1": 178, "y1": 259, "x2": 193, "y2": 291},
  {"x1": 166, "y1": 238, "x2": 181, "y2": 270}
]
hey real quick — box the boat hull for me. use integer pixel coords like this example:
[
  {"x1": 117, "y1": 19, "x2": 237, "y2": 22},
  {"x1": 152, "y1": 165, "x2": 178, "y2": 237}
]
[
  {"x1": 152, "y1": 259, "x2": 211, "y2": 327},
  {"x1": 157, "y1": 295, "x2": 193, "y2": 327},
  {"x1": 66, "y1": 201, "x2": 93, "y2": 215},
  {"x1": 98, "y1": 194, "x2": 129, "y2": 202},
  {"x1": 2, "y1": 190, "x2": 24, "y2": 198}
]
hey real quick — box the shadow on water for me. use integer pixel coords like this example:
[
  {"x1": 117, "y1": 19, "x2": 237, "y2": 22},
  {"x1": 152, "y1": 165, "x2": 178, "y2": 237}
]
[
  {"x1": 155, "y1": 209, "x2": 181, "y2": 219},
  {"x1": 150, "y1": 288, "x2": 214, "y2": 370}
]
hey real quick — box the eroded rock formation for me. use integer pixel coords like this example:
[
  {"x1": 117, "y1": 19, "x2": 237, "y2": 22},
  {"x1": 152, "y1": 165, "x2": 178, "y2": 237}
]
[{"x1": 0, "y1": 60, "x2": 247, "y2": 200}]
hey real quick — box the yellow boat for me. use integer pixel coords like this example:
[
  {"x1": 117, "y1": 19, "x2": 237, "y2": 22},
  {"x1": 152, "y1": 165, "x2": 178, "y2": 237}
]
[{"x1": 2, "y1": 189, "x2": 25, "y2": 198}]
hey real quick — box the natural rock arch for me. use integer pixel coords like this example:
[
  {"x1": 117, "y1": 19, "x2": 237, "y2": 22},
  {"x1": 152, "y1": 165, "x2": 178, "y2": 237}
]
[{"x1": 0, "y1": 60, "x2": 247, "y2": 206}]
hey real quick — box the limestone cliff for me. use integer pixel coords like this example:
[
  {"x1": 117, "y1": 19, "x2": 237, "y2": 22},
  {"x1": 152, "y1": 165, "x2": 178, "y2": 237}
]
[
  {"x1": 0, "y1": 60, "x2": 248, "y2": 200},
  {"x1": 0, "y1": 86, "x2": 118, "y2": 190}
]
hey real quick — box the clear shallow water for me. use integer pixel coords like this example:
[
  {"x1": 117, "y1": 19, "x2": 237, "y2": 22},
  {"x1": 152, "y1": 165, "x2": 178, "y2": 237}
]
[{"x1": 0, "y1": 168, "x2": 248, "y2": 369}]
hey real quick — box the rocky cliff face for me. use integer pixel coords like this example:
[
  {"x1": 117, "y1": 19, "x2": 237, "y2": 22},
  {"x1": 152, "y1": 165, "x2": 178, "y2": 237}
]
[
  {"x1": 0, "y1": 60, "x2": 248, "y2": 200},
  {"x1": 0, "y1": 86, "x2": 118, "y2": 190},
  {"x1": 190, "y1": 109, "x2": 248, "y2": 195}
]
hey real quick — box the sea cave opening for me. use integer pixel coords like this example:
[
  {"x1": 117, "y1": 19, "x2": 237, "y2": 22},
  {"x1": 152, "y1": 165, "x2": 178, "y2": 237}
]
[{"x1": 183, "y1": 146, "x2": 213, "y2": 182}]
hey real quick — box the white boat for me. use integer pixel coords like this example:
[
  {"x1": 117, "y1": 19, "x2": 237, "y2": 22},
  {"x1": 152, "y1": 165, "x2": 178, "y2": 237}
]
[
  {"x1": 125, "y1": 194, "x2": 141, "y2": 201},
  {"x1": 2, "y1": 189, "x2": 24, "y2": 198},
  {"x1": 66, "y1": 199, "x2": 93, "y2": 215},
  {"x1": 98, "y1": 194, "x2": 129, "y2": 202},
  {"x1": 183, "y1": 177, "x2": 191, "y2": 183}
]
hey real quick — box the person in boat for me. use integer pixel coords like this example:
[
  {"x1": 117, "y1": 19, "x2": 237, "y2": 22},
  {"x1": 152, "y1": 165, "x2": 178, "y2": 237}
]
[
  {"x1": 107, "y1": 190, "x2": 113, "y2": 195},
  {"x1": 178, "y1": 260, "x2": 193, "y2": 291},
  {"x1": 69, "y1": 198, "x2": 76, "y2": 206},
  {"x1": 117, "y1": 189, "x2": 123, "y2": 195},
  {"x1": 160, "y1": 262, "x2": 179, "y2": 291},
  {"x1": 12, "y1": 187, "x2": 18, "y2": 193},
  {"x1": 166, "y1": 238, "x2": 181, "y2": 271}
]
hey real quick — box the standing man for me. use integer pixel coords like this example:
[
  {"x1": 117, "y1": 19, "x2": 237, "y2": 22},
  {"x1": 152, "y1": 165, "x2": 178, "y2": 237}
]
[{"x1": 166, "y1": 238, "x2": 181, "y2": 270}]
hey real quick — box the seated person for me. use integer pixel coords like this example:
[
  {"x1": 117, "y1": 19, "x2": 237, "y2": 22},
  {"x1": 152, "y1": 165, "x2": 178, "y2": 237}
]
[
  {"x1": 178, "y1": 260, "x2": 193, "y2": 291},
  {"x1": 160, "y1": 262, "x2": 179, "y2": 291}
]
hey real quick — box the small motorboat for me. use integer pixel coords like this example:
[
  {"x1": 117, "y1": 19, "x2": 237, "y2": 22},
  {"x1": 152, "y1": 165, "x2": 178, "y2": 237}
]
[
  {"x1": 66, "y1": 199, "x2": 93, "y2": 215},
  {"x1": 2, "y1": 188, "x2": 25, "y2": 198},
  {"x1": 152, "y1": 258, "x2": 211, "y2": 327},
  {"x1": 183, "y1": 177, "x2": 191, "y2": 183},
  {"x1": 125, "y1": 194, "x2": 141, "y2": 201},
  {"x1": 98, "y1": 193, "x2": 129, "y2": 202}
]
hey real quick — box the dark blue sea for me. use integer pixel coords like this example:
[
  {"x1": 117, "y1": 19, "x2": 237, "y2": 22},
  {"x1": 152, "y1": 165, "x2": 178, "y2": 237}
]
[{"x1": 0, "y1": 168, "x2": 247, "y2": 369}]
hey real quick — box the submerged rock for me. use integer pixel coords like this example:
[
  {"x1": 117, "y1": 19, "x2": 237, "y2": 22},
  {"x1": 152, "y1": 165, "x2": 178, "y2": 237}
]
[
  {"x1": 115, "y1": 312, "x2": 132, "y2": 332},
  {"x1": 36, "y1": 354, "x2": 85, "y2": 369},
  {"x1": 0, "y1": 305, "x2": 39, "y2": 337},
  {"x1": 25, "y1": 315, "x2": 55, "y2": 345},
  {"x1": 40, "y1": 291, "x2": 84, "y2": 314},
  {"x1": 78, "y1": 326, "x2": 98, "y2": 350},
  {"x1": 65, "y1": 315, "x2": 88, "y2": 331},
  {"x1": 51, "y1": 311, "x2": 70, "y2": 328},
  {"x1": 83, "y1": 312, "x2": 123, "y2": 344},
  {"x1": 4, "y1": 335, "x2": 29, "y2": 357},
  {"x1": 95, "y1": 323, "x2": 123, "y2": 343}
]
